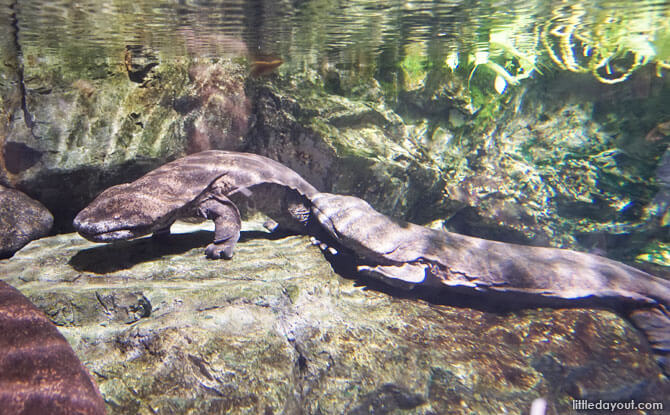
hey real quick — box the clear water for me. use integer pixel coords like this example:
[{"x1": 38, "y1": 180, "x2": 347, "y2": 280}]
[
  {"x1": 6, "y1": 0, "x2": 670, "y2": 73},
  {"x1": 2, "y1": 1, "x2": 670, "y2": 414},
  {"x1": 1, "y1": 0, "x2": 668, "y2": 266}
]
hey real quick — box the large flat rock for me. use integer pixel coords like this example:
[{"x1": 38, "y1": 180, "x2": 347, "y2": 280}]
[{"x1": 0, "y1": 221, "x2": 668, "y2": 414}]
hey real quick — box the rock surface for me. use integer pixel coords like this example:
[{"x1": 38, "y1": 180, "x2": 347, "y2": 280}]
[
  {"x1": 245, "y1": 83, "x2": 445, "y2": 222},
  {"x1": 1, "y1": 49, "x2": 667, "y2": 272},
  {"x1": 245, "y1": 72, "x2": 670, "y2": 271},
  {"x1": 0, "y1": 220, "x2": 668, "y2": 415},
  {"x1": 0, "y1": 184, "x2": 53, "y2": 258}
]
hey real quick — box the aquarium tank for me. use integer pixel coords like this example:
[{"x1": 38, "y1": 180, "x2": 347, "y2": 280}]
[{"x1": 0, "y1": 0, "x2": 669, "y2": 414}]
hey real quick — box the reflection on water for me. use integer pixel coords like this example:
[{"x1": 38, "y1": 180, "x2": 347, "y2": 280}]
[{"x1": 2, "y1": 0, "x2": 669, "y2": 83}]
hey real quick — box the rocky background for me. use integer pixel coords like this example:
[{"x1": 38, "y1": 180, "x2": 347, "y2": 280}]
[
  {"x1": 1, "y1": 37, "x2": 668, "y2": 269},
  {"x1": 1, "y1": 221, "x2": 668, "y2": 414},
  {"x1": 1, "y1": 1, "x2": 670, "y2": 413}
]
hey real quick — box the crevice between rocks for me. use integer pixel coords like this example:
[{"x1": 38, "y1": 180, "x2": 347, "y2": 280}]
[
  {"x1": 273, "y1": 288, "x2": 316, "y2": 414},
  {"x1": 9, "y1": 0, "x2": 38, "y2": 137}
]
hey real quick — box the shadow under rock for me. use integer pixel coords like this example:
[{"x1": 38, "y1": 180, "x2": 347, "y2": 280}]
[{"x1": 68, "y1": 229, "x2": 295, "y2": 274}]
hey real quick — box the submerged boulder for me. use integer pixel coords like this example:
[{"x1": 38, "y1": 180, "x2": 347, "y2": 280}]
[
  {"x1": 244, "y1": 83, "x2": 445, "y2": 223},
  {"x1": 0, "y1": 221, "x2": 667, "y2": 414},
  {"x1": 0, "y1": 57, "x2": 256, "y2": 233},
  {"x1": 1, "y1": 56, "x2": 444, "y2": 231},
  {"x1": 0, "y1": 184, "x2": 53, "y2": 258}
]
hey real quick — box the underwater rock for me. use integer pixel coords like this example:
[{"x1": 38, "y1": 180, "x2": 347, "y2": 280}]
[
  {"x1": 0, "y1": 184, "x2": 53, "y2": 258},
  {"x1": 245, "y1": 83, "x2": 445, "y2": 221},
  {"x1": 183, "y1": 62, "x2": 250, "y2": 153},
  {"x1": 4, "y1": 58, "x2": 190, "y2": 177},
  {"x1": 0, "y1": 221, "x2": 667, "y2": 414},
  {"x1": 0, "y1": 59, "x2": 250, "y2": 232},
  {"x1": 436, "y1": 87, "x2": 667, "y2": 260}
]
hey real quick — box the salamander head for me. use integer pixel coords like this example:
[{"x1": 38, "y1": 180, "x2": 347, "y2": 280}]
[{"x1": 73, "y1": 184, "x2": 166, "y2": 242}]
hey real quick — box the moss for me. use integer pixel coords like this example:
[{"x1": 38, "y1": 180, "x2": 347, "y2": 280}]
[
  {"x1": 400, "y1": 51, "x2": 430, "y2": 90},
  {"x1": 467, "y1": 80, "x2": 505, "y2": 131}
]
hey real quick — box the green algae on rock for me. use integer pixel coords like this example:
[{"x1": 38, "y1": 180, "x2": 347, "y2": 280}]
[{"x1": 0, "y1": 220, "x2": 667, "y2": 414}]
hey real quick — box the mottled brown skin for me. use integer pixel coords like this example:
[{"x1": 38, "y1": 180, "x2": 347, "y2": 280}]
[
  {"x1": 74, "y1": 151, "x2": 670, "y2": 375},
  {"x1": 74, "y1": 151, "x2": 318, "y2": 259},
  {"x1": 0, "y1": 281, "x2": 106, "y2": 414},
  {"x1": 310, "y1": 192, "x2": 670, "y2": 374}
]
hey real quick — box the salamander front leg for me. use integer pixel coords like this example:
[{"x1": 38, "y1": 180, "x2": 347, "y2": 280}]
[{"x1": 198, "y1": 198, "x2": 241, "y2": 259}]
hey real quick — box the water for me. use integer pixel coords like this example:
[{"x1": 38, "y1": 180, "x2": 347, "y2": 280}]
[
  {"x1": 0, "y1": 1, "x2": 667, "y2": 274},
  {"x1": 1, "y1": 1, "x2": 670, "y2": 413},
  {"x1": 5, "y1": 0, "x2": 670, "y2": 75},
  {"x1": 1, "y1": 0, "x2": 668, "y2": 267}
]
